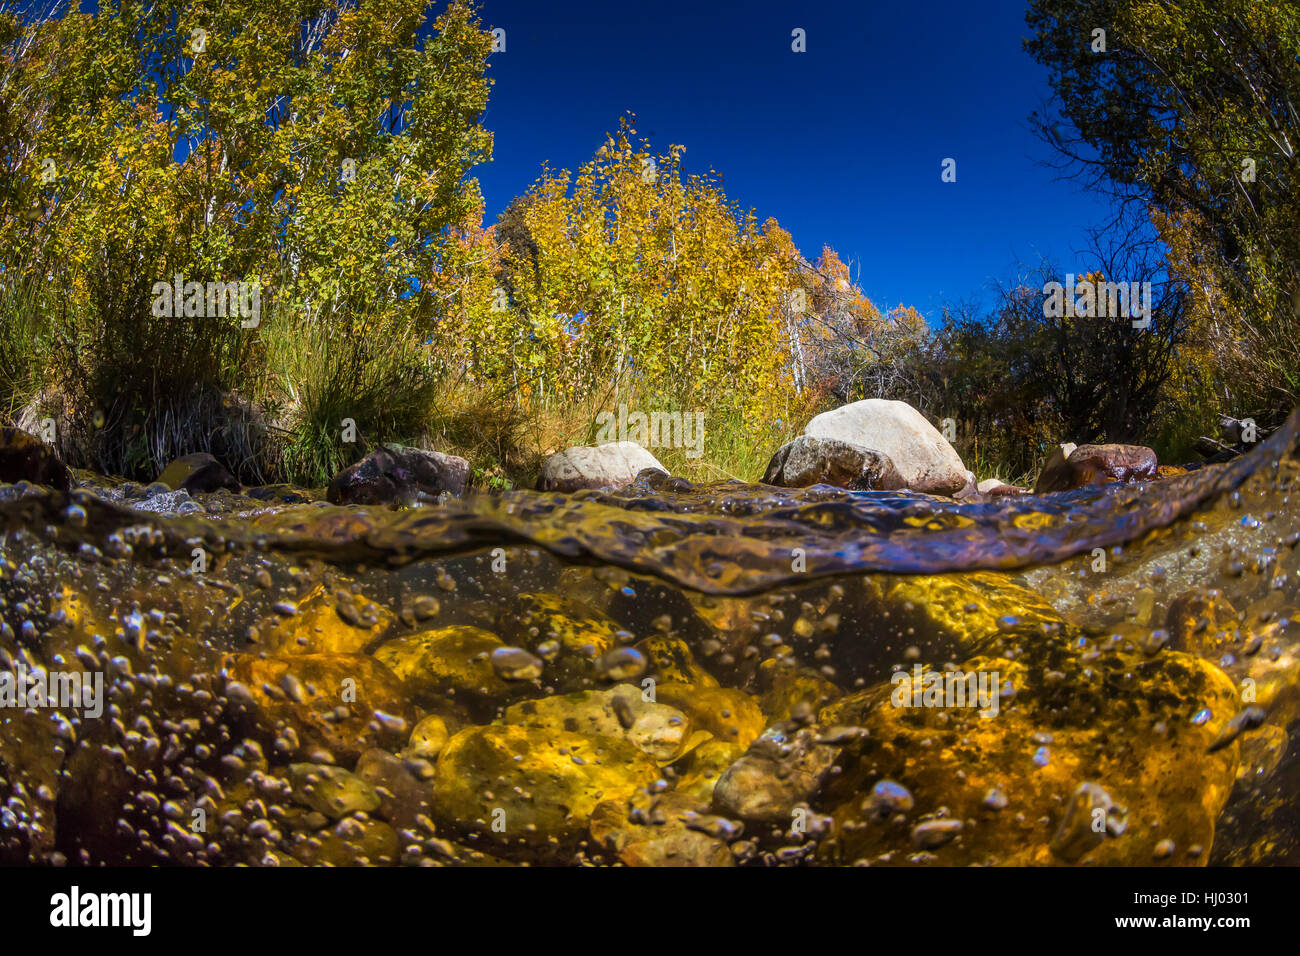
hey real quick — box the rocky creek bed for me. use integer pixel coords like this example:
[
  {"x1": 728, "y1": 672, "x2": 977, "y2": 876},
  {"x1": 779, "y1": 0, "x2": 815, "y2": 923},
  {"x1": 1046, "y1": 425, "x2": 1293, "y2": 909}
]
[{"x1": 0, "y1": 410, "x2": 1297, "y2": 866}]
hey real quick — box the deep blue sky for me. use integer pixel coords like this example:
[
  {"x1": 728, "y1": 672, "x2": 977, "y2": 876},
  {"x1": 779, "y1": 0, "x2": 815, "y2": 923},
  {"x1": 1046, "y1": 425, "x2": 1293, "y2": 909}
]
[{"x1": 472, "y1": 0, "x2": 1115, "y2": 320}]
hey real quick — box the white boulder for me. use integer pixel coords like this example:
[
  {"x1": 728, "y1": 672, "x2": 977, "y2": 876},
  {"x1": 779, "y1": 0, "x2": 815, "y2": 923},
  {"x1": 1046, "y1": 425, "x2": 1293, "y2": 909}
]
[{"x1": 803, "y1": 399, "x2": 968, "y2": 495}]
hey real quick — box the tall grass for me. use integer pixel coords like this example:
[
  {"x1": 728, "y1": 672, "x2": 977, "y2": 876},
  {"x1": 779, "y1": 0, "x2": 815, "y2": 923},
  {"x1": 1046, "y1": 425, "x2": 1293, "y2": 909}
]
[
  {"x1": 257, "y1": 300, "x2": 442, "y2": 488},
  {"x1": 0, "y1": 270, "x2": 45, "y2": 422}
]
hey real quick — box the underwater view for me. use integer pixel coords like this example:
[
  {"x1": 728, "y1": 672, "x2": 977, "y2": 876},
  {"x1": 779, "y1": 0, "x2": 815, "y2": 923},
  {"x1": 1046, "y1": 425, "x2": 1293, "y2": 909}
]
[{"x1": 0, "y1": 410, "x2": 1297, "y2": 868}]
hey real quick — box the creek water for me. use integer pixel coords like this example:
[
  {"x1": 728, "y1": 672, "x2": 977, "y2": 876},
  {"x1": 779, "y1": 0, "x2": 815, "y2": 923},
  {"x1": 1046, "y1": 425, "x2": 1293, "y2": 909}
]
[{"x1": 1, "y1": 412, "x2": 1297, "y2": 866}]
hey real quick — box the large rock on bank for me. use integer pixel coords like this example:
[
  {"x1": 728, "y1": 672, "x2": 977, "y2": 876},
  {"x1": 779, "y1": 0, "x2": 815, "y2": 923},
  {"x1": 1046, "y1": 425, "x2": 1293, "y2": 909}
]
[
  {"x1": 763, "y1": 435, "x2": 905, "y2": 491},
  {"x1": 1034, "y1": 442, "x2": 1158, "y2": 494},
  {"x1": 802, "y1": 399, "x2": 967, "y2": 495},
  {"x1": 538, "y1": 441, "x2": 667, "y2": 493},
  {"x1": 327, "y1": 444, "x2": 470, "y2": 505}
]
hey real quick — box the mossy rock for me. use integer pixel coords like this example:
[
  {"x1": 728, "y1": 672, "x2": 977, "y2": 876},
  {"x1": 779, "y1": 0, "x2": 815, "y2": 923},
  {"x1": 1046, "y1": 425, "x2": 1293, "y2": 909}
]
[
  {"x1": 502, "y1": 685, "x2": 708, "y2": 763},
  {"x1": 432, "y1": 724, "x2": 659, "y2": 860},
  {"x1": 261, "y1": 583, "x2": 393, "y2": 656},
  {"x1": 757, "y1": 658, "x2": 841, "y2": 720},
  {"x1": 817, "y1": 630, "x2": 1243, "y2": 865},
  {"x1": 373, "y1": 625, "x2": 520, "y2": 716},
  {"x1": 496, "y1": 592, "x2": 622, "y2": 690},
  {"x1": 635, "y1": 634, "x2": 719, "y2": 686},
  {"x1": 653, "y1": 682, "x2": 765, "y2": 750},
  {"x1": 589, "y1": 791, "x2": 734, "y2": 867},
  {"x1": 674, "y1": 740, "x2": 747, "y2": 804},
  {"x1": 225, "y1": 652, "x2": 411, "y2": 763},
  {"x1": 498, "y1": 592, "x2": 621, "y2": 655},
  {"x1": 287, "y1": 763, "x2": 381, "y2": 819}
]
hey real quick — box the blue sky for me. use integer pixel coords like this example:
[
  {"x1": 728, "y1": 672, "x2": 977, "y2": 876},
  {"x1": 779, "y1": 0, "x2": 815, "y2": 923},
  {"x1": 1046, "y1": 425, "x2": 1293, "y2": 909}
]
[{"x1": 472, "y1": 0, "x2": 1118, "y2": 321}]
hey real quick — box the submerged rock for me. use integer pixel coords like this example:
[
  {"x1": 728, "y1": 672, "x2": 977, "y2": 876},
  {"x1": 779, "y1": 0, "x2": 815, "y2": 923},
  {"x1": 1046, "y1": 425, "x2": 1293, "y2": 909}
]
[
  {"x1": 757, "y1": 659, "x2": 841, "y2": 721},
  {"x1": 653, "y1": 683, "x2": 766, "y2": 750},
  {"x1": 674, "y1": 740, "x2": 747, "y2": 803},
  {"x1": 405, "y1": 714, "x2": 451, "y2": 760},
  {"x1": 156, "y1": 452, "x2": 239, "y2": 493},
  {"x1": 352, "y1": 747, "x2": 436, "y2": 834},
  {"x1": 712, "y1": 720, "x2": 840, "y2": 823},
  {"x1": 589, "y1": 790, "x2": 735, "y2": 866},
  {"x1": 287, "y1": 763, "x2": 381, "y2": 819},
  {"x1": 802, "y1": 399, "x2": 967, "y2": 495},
  {"x1": 537, "y1": 441, "x2": 667, "y2": 493},
  {"x1": 636, "y1": 634, "x2": 720, "y2": 687},
  {"x1": 225, "y1": 652, "x2": 412, "y2": 763},
  {"x1": 259, "y1": 583, "x2": 393, "y2": 656},
  {"x1": 0, "y1": 427, "x2": 71, "y2": 491},
  {"x1": 818, "y1": 628, "x2": 1243, "y2": 865},
  {"x1": 503, "y1": 685, "x2": 709, "y2": 763},
  {"x1": 373, "y1": 625, "x2": 521, "y2": 716},
  {"x1": 327, "y1": 444, "x2": 470, "y2": 505},
  {"x1": 496, "y1": 592, "x2": 619, "y2": 687},
  {"x1": 763, "y1": 435, "x2": 905, "y2": 491},
  {"x1": 431, "y1": 724, "x2": 658, "y2": 858}
]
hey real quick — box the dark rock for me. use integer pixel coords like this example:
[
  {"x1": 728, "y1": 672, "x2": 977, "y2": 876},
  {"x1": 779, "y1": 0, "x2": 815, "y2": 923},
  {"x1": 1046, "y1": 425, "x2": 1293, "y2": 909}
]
[
  {"x1": 327, "y1": 444, "x2": 470, "y2": 505},
  {"x1": 0, "y1": 427, "x2": 71, "y2": 491},
  {"x1": 1031, "y1": 442, "x2": 1077, "y2": 495},
  {"x1": 244, "y1": 484, "x2": 317, "y2": 504},
  {"x1": 1034, "y1": 443, "x2": 1157, "y2": 494},
  {"x1": 986, "y1": 484, "x2": 1029, "y2": 497},
  {"x1": 762, "y1": 435, "x2": 905, "y2": 491},
  {"x1": 157, "y1": 452, "x2": 239, "y2": 493},
  {"x1": 1195, "y1": 436, "x2": 1238, "y2": 462}
]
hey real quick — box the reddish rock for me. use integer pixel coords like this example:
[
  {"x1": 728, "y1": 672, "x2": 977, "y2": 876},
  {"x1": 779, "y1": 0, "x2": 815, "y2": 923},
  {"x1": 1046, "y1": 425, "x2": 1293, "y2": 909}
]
[
  {"x1": 327, "y1": 444, "x2": 469, "y2": 505},
  {"x1": 1034, "y1": 443, "x2": 1157, "y2": 493},
  {"x1": 984, "y1": 482, "x2": 1029, "y2": 497}
]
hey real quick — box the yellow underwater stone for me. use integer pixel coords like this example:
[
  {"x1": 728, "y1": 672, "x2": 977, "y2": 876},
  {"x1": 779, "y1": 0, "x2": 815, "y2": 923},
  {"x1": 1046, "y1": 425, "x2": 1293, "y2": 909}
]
[
  {"x1": 635, "y1": 634, "x2": 720, "y2": 686},
  {"x1": 673, "y1": 740, "x2": 747, "y2": 803},
  {"x1": 757, "y1": 658, "x2": 841, "y2": 720},
  {"x1": 372, "y1": 625, "x2": 516, "y2": 714},
  {"x1": 502, "y1": 684, "x2": 708, "y2": 763},
  {"x1": 261, "y1": 583, "x2": 393, "y2": 656},
  {"x1": 431, "y1": 724, "x2": 658, "y2": 859},
  {"x1": 225, "y1": 652, "x2": 412, "y2": 763},
  {"x1": 653, "y1": 682, "x2": 765, "y2": 750},
  {"x1": 817, "y1": 634, "x2": 1243, "y2": 865},
  {"x1": 859, "y1": 570, "x2": 1066, "y2": 654},
  {"x1": 588, "y1": 791, "x2": 734, "y2": 866},
  {"x1": 498, "y1": 592, "x2": 620, "y2": 657}
]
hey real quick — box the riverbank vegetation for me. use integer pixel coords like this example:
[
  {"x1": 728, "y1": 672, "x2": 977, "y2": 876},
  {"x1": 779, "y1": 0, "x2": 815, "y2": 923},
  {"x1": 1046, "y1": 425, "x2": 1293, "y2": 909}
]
[{"x1": 1, "y1": 0, "x2": 1293, "y2": 488}]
